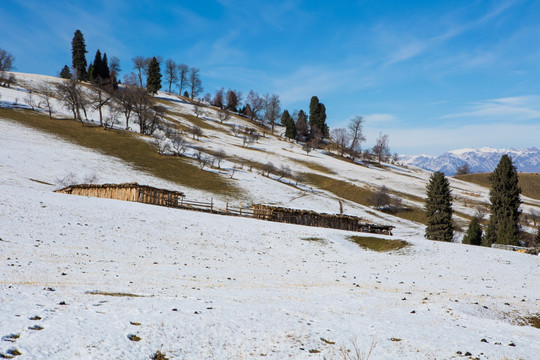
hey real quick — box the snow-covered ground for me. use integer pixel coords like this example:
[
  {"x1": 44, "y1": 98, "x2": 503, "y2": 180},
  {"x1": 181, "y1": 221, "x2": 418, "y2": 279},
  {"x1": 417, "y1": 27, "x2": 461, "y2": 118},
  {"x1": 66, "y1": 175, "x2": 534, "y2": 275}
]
[{"x1": 1, "y1": 73, "x2": 540, "y2": 359}]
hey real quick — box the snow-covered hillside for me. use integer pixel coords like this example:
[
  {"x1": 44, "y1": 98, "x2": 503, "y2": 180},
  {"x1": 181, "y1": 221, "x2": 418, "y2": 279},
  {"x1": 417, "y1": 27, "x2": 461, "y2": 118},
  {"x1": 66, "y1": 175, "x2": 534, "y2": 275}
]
[
  {"x1": 401, "y1": 147, "x2": 540, "y2": 175},
  {"x1": 1, "y1": 73, "x2": 540, "y2": 359}
]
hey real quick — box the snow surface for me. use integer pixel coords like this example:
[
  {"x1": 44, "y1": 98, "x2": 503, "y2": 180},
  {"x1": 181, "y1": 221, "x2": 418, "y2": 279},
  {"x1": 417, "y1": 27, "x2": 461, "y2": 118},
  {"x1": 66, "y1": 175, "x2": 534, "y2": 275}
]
[{"x1": 1, "y1": 73, "x2": 540, "y2": 359}]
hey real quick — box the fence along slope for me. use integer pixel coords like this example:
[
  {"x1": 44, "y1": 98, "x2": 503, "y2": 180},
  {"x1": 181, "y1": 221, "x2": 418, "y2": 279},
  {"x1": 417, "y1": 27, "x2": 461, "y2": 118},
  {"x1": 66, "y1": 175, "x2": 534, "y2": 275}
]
[{"x1": 56, "y1": 183, "x2": 393, "y2": 235}]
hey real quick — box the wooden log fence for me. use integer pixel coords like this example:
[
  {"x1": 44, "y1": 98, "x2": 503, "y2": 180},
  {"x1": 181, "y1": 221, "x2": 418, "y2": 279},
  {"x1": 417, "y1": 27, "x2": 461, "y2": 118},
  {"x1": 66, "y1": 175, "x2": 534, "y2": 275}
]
[{"x1": 56, "y1": 183, "x2": 393, "y2": 235}]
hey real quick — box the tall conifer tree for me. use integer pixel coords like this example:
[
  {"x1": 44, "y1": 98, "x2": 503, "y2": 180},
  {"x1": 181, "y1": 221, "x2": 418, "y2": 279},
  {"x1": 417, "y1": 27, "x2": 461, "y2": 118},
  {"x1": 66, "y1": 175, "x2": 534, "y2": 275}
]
[
  {"x1": 483, "y1": 155, "x2": 521, "y2": 246},
  {"x1": 424, "y1": 171, "x2": 454, "y2": 241},
  {"x1": 146, "y1": 57, "x2": 162, "y2": 95},
  {"x1": 281, "y1": 110, "x2": 296, "y2": 139},
  {"x1": 71, "y1": 30, "x2": 88, "y2": 81},
  {"x1": 308, "y1": 96, "x2": 329, "y2": 138}
]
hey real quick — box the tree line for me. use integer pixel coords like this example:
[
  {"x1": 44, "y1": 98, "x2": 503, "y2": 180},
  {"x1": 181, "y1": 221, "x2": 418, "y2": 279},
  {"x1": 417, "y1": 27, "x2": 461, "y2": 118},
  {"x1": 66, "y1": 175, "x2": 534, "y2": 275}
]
[{"x1": 424, "y1": 154, "x2": 539, "y2": 248}]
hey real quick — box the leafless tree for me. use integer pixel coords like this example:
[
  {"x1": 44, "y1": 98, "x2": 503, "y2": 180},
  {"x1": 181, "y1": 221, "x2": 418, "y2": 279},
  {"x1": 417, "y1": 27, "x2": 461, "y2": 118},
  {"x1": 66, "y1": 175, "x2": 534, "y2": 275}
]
[
  {"x1": 455, "y1": 163, "x2": 472, "y2": 175},
  {"x1": 246, "y1": 90, "x2": 264, "y2": 121},
  {"x1": 474, "y1": 206, "x2": 488, "y2": 221},
  {"x1": 529, "y1": 209, "x2": 540, "y2": 227},
  {"x1": 154, "y1": 134, "x2": 171, "y2": 155},
  {"x1": 188, "y1": 67, "x2": 203, "y2": 99},
  {"x1": 331, "y1": 128, "x2": 351, "y2": 156},
  {"x1": 104, "y1": 103, "x2": 121, "y2": 129},
  {"x1": 372, "y1": 132, "x2": 391, "y2": 163},
  {"x1": 277, "y1": 164, "x2": 292, "y2": 180},
  {"x1": 348, "y1": 115, "x2": 366, "y2": 158},
  {"x1": 132, "y1": 56, "x2": 150, "y2": 87},
  {"x1": 302, "y1": 142, "x2": 312, "y2": 155},
  {"x1": 230, "y1": 124, "x2": 242, "y2": 137},
  {"x1": 190, "y1": 125, "x2": 202, "y2": 140},
  {"x1": 0, "y1": 48, "x2": 15, "y2": 86},
  {"x1": 262, "y1": 162, "x2": 275, "y2": 177},
  {"x1": 89, "y1": 81, "x2": 113, "y2": 127},
  {"x1": 35, "y1": 82, "x2": 55, "y2": 119},
  {"x1": 113, "y1": 84, "x2": 137, "y2": 130},
  {"x1": 131, "y1": 86, "x2": 161, "y2": 135},
  {"x1": 170, "y1": 131, "x2": 187, "y2": 156},
  {"x1": 217, "y1": 109, "x2": 231, "y2": 123},
  {"x1": 176, "y1": 64, "x2": 189, "y2": 95},
  {"x1": 193, "y1": 103, "x2": 204, "y2": 118},
  {"x1": 392, "y1": 153, "x2": 399, "y2": 164},
  {"x1": 164, "y1": 59, "x2": 178, "y2": 93},
  {"x1": 25, "y1": 91, "x2": 37, "y2": 110},
  {"x1": 214, "y1": 149, "x2": 226, "y2": 169},
  {"x1": 55, "y1": 78, "x2": 86, "y2": 123},
  {"x1": 370, "y1": 186, "x2": 391, "y2": 210},
  {"x1": 263, "y1": 93, "x2": 281, "y2": 133}
]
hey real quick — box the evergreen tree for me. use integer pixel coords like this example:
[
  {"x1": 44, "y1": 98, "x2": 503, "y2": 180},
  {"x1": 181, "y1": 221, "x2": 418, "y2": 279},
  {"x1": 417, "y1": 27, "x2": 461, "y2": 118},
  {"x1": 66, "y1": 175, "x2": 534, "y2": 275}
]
[
  {"x1": 91, "y1": 50, "x2": 103, "y2": 82},
  {"x1": 60, "y1": 65, "x2": 72, "y2": 79},
  {"x1": 424, "y1": 171, "x2": 454, "y2": 241},
  {"x1": 71, "y1": 30, "x2": 88, "y2": 81},
  {"x1": 462, "y1": 217, "x2": 483, "y2": 245},
  {"x1": 295, "y1": 110, "x2": 309, "y2": 141},
  {"x1": 146, "y1": 57, "x2": 162, "y2": 95},
  {"x1": 483, "y1": 155, "x2": 521, "y2": 246},
  {"x1": 308, "y1": 96, "x2": 328, "y2": 138},
  {"x1": 281, "y1": 110, "x2": 296, "y2": 139},
  {"x1": 101, "y1": 53, "x2": 110, "y2": 80}
]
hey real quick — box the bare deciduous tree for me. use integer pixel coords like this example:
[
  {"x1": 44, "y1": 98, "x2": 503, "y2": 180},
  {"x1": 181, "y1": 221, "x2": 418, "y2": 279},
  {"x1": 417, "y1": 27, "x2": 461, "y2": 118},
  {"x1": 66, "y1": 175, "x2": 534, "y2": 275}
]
[
  {"x1": 171, "y1": 131, "x2": 187, "y2": 156},
  {"x1": 217, "y1": 109, "x2": 231, "y2": 123},
  {"x1": 263, "y1": 93, "x2": 281, "y2": 133},
  {"x1": 262, "y1": 162, "x2": 275, "y2": 177},
  {"x1": 55, "y1": 78, "x2": 86, "y2": 123},
  {"x1": 246, "y1": 90, "x2": 264, "y2": 121},
  {"x1": 188, "y1": 67, "x2": 203, "y2": 99},
  {"x1": 176, "y1": 64, "x2": 189, "y2": 96},
  {"x1": 372, "y1": 132, "x2": 391, "y2": 163},
  {"x1": 164, "y1": 59, "x2": 178, "y2": 93},
  {"x1": 214, "y1": 149, "x2": 226, "y2": 169},
  {"x1": 190, "y1": 125, "x2": 202, "y2": 140},
  {"x1": 0, "y1": 48, "x2": 16, "y2": 86},
  {"x1": 193, "y1": 103, "x2": 204, "y2": 118},
  {"x1": 348, "y1": 115, "x2": 365, "y2": 159},
  {"x1": 132, "y1": 56, "x2": 150, "y2": 87},
  {"x1": 35, "y1": 83, "x2": 55, "y2": 119},
  {"x1": 277, "y1": 164, "x2": 292, "y2": 180},
  {"x1": 330, "y1": 128, "x2": 351, "y2": 156}
]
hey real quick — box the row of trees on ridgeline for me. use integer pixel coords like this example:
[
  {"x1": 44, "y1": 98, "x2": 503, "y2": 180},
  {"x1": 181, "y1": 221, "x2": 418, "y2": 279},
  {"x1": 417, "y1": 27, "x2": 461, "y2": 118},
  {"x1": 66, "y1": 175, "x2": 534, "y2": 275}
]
[{"x1": 424, "y1": 154, "x2": 533, "y2": 247}]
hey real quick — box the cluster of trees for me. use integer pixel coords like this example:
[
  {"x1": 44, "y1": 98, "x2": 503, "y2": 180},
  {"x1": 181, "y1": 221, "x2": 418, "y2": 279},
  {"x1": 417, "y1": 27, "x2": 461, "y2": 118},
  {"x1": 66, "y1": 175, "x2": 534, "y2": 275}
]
[
  {"x1": 424, "y1": 155, "x2": 525, "y2": 247},
  {"x1": 279, "y1": 96, "x2": 330, "y2": 145}
]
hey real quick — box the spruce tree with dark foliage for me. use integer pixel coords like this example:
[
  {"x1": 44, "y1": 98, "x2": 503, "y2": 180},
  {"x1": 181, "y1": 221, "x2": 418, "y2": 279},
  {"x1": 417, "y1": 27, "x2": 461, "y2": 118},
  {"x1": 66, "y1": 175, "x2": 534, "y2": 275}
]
[
  {"x1": 71, "y1": 30, "x2": 88, "y2": 81},
  {"x1": 424, "y1": 171, "x2": 454, "y2": 241},
  {"x1": 60, "y1": 65, "x2": 72, "y2": 79},
  {"x1": 483, "y1": 155, "x2": 521, "y2": 246},
  {"x1": 462, "y1": 217, "x2": 482, "y2": 245},
  {"x1": 146, "y1": 57, "x2": 162, "y2": 95},
  {"x1": 281, "y1": 110, "x2": 296, "y2": 139}
]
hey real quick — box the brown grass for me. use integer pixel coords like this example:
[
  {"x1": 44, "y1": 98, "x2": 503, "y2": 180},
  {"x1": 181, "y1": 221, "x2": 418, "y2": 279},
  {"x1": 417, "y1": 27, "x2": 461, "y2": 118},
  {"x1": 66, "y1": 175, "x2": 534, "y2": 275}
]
[
  {"x1": 86, "y1": 290, "x2": 146, "y2": 297},
  {"x1": 293, "y1": 159, "x2": 337, "y2": 175},
  {"x1": 455, "y1": 172, "x2": 540, "y2": 200},
  {"x1": 302, "y1": 173, "x2": 428, "y2": 224},
  {"x1": 0, "y1": 108, "x2": 239, "y2": 197},
  {"x1": 348, "y1": 235, "x2": 410, "y2": 252}
]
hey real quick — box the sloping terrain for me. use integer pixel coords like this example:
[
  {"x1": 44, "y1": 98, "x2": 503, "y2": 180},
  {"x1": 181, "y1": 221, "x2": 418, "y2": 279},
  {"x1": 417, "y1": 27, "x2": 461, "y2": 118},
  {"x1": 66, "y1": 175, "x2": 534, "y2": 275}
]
[{"x1": 1, "y1": 73, "x2": 540, "y2": 359}]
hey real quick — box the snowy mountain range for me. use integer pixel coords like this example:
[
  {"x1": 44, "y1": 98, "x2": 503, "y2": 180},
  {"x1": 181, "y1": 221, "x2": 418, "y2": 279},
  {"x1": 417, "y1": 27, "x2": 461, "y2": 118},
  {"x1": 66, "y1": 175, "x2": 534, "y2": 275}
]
[{"x1": 401, "y1": 147, "x2": 540, "y2": 175}]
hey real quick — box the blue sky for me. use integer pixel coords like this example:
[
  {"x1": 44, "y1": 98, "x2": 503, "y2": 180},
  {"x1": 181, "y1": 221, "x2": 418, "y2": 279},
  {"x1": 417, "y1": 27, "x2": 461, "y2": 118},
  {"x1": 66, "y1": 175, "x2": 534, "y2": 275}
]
[{"x1": 2, "y1": 0, "x2": 539, "y2": 155}]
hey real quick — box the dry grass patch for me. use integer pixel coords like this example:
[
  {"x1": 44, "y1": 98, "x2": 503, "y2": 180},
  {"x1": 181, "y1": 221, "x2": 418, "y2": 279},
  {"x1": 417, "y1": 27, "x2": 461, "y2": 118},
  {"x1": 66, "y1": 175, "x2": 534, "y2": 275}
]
[
  {"x1": 86, "y1": 290, "x2": 146, "y2": 297},
  {"x1": 1, "y1": 108, "x2": 239, "y2": 197},
  {"x1": 293, "y1": 159, "x2": 336, "y2": 175},
  {"x1": 348, "y1": 235, "x2": 410, "y2": 252},
  {"x1": 455, "y1": 172, "x2": 540, "y2": 201}
]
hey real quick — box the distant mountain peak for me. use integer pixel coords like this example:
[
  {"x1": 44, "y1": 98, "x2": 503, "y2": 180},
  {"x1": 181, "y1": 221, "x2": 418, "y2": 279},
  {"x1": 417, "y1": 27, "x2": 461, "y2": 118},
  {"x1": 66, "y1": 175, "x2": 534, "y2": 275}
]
[{"x1": 401, "y1": 147, "x2": 540, "y2": 175}]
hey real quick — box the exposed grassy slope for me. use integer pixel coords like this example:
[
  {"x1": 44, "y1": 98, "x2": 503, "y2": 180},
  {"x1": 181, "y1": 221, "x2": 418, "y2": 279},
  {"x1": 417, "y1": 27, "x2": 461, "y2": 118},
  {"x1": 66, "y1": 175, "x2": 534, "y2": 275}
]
[
  {"x1": 0, "y1": 108, "x2": 240, "y2": 197},
  {"x1": 455, "y1": 173, "x2": 540, "y2": 200},
  {"x1": 303, "y1": 172, "x2": 428, "y2": 224},
  {"x1": 348, "y1": 235, "x2": 410, "y2": 252}
]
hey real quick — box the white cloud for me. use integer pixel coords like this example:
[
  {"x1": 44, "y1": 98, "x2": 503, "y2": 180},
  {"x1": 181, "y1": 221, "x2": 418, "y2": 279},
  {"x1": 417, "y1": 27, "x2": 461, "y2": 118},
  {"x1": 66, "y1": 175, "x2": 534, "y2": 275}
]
[
  {"x1": 443, "y1": 96, "x2": 540, "y2": 121},
  {"x1": 364, "y1": 113, "x2": 397, "y2": 124}
]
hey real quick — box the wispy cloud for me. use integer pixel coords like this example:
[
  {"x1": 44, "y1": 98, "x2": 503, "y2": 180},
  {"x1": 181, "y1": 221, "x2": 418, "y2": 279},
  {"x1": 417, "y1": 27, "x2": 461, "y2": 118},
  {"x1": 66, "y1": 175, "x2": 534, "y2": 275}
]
[
  {"x1": 442, "y1": 96, "x2": 540, "y2": 121},
  {"x1": 364, "y1": 113, "x2": 397, "y2": 124}
]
